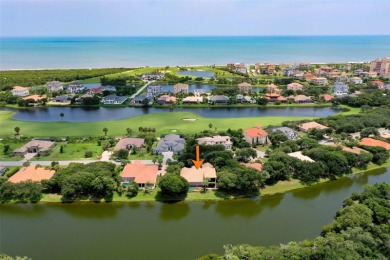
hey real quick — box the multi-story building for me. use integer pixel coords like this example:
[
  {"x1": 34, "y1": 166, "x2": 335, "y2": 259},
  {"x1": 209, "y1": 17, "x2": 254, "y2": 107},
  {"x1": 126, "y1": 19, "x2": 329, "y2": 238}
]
[
  {"x1": 46, "y1": 81, "x2": 64, "y2": 92},
  {"x1": 333, "y1": 82, "x2": 349, "y2": 96},
  {"x1": 12, "y1": 86, "x2": 29, "y2": 97},
  {"x1": 173, "y1": 83, "x2": 189, "y2": 94},
  {"x1": 146, "y1": 84, "x2": 162, "y2": 99},
  {"x1": 370, "y1": 57, "x2": 390, "y2": 78}
]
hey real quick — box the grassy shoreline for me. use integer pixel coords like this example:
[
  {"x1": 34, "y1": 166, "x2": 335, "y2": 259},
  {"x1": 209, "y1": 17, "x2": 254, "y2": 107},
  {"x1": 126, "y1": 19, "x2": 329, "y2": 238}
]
[{"x1": 37, "y1": 159, "x2": 390, "y2": 203}]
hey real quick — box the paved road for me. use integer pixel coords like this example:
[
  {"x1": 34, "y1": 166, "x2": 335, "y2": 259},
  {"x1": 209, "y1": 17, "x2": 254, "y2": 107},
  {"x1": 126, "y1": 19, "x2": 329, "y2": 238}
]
[
  {"x1": 130, "y1": 80, "x2": 155, "y2": 99},
  {"x1": 0, "y1": 159, "x2": 158, "y2": 167}
]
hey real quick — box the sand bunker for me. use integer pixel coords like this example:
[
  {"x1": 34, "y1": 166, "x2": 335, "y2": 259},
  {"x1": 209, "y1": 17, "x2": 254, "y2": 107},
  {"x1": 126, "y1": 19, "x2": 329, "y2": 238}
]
[{"x1": 182, "y1": 118, "x2": 197, "y2": 121}]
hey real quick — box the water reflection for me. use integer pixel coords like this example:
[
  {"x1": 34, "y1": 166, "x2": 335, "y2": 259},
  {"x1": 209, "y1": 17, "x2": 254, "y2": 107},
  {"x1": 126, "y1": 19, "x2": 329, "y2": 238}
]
[
  {"x1": 0, "y1": 204, "x2": 46, "y2": 216},
  {"x1": 59, "y1": 203, "x2": 124, "y2": 219},
  {"x1": 159, "y1": 202, "x2": 190, "y2": 221}
]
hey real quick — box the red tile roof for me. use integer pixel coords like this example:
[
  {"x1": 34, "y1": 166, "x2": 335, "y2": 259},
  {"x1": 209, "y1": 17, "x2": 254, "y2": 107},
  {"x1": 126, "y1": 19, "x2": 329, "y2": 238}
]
[
  {"x1": 8, "y1": 166, "x2": 55, "y2": 183},
  {"x1": 243, "y1": 127, "x2": 268, "y2": 138},
  {"x1": 120, "y1": 161, "x2": 158, "y2": 184},
  {"x1": 359, "y1": 138, "x2": 390, "y2": 150},
  {"x1": 322, "y1": 94, "x2": 334, "y2": 101},
  {"x1": 241, "y1": 163, "x2": 262, "y2": 172}
]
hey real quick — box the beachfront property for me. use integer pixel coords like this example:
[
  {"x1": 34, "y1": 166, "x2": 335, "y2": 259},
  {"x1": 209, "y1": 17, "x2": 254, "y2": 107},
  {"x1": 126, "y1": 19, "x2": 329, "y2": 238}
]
[
  {"x1": 287, "y1": 82, "x2": 304, "y2": 91},
  {"x1": 262, "y1": 63, "x2": 276, "y2": 75},
  {"x1": 264, "y1": 93, "x2": 287, "y2": 103},
  {"x1": 102, "y1": 94, "x2": 127, "y2": 105},
  {"x1": 370, "y1": 57, "x2": 390, "y2": 78},
  {"x1": 12, "y1": 86, "x2": 29, "y2": 97},
  {"x1": 173, "y1": 83, "x2": 189, "y2": 94},
  {"x1": 208, "y1": 95, "x2": 230, "y2": 104},
  {"x1": 299, "y1": 122, "x2": 328, "y2": 132},
  {"x1": 290, "y1": 95, "x2": 313, "y2": 103},
  {"x1": 146, "y1": 84, "x2": 163, "y2": 99},
  {"x1": 67, "y1": 81, "x2": 85, "y2": 93},
  {"x1": 14, "y1": 139, "x2": 56, "y2": 156},
  {"x1": 243, "y1": 126, "x2": 269, "y2": 145},
  {"x1": 156, "y1": 95, "x2": 176, "y2": 105},
  {"x1": 180, "y1": 163, "x2": 217, "y2": 189},
  {"x1": 153, "y1": 134, "x2": 185, "y2": 155},
  {"x1": 271, "y1": 127, "x2": 299, "y2": 140},
  {"x1": 227, "y1": 63, "x2": 248, "y2": 74},
  {"x1": 349, "y1": 77, "x2": 363, "y2": 84},
  {"x1": 287, "y1": 151, "x2": 314, "y2": 162},
  {"x1": 46, "y1": 81, "x2": 64, "y2": 92},
  {"x1": 141, "y1": 72, "x2": 165, "y2": 81},
  {"x1": 114, "y1": 138, "x2": 145, "y2": 151},
  {"x1": 196, "y1": 135, "x2": 232, "y2": 149},
  {"x1": 120, "y1": 161, "x2": 159, "y2": 188},
  {"x1": 238, "y1": 82, "x2": 252, "y2": 94},
  {"x1": 182, "y1": 96, "x2": 203, "y2": 104},
  {"x1": 333, "y1": 82, "x2": 349, "y2": 96},
  {"x1": 310, "y1": 77, "x2": 328, "y2": 85},
  {"x1": 371, "y1": 80, "x2": 385, "y2": 89},
  {"x1": 284, "y1": 68, "x2": 294, "y2": 77},
  {"x1": 8, "y1": 166, "x2": 56, "y2": 183}
]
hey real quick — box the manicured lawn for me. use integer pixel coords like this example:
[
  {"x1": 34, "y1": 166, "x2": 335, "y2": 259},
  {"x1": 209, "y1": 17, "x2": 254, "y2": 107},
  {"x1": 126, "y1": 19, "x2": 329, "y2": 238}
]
[
  {"x1": 0, "y1": 140, "x2": 26, "y2": 161},
  {"x1": 127, "y1": 152, "x2": 162, "y2": 161},
  {"x1": 32, "y1": 142, "x2": 103, "y2": 161},
  {"x1": 0, "y1": 110, "x2": 314, "y2": 137}
]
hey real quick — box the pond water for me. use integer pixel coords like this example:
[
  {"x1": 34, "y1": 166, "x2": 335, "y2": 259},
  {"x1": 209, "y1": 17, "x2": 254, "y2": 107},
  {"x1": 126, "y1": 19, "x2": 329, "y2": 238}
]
[
  {"x1": 1, "y1": 167, "x2": 389, "y2": 260},
  {"x1": 176, "y1": 70, "x2": 215, "y2": 78},
  {"x1": 3, "y1": 106, "x2": 337, "y2": 122}
]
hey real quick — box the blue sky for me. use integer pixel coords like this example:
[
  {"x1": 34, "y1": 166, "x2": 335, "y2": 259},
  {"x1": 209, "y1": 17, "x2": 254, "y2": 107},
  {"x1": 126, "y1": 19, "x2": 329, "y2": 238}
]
[{"x1": 1, "y1": 0, "x2": 389, "y2": 37}]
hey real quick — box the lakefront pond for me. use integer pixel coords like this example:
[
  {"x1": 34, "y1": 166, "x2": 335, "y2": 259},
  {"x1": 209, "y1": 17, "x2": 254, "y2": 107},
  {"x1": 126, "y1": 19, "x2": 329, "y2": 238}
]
[
  {"x1": 3, "y1": 106, "x2": 337, "y2": 122},
  {"x1": 1, "y1": 167, "x2": 389, "y2": 260}
]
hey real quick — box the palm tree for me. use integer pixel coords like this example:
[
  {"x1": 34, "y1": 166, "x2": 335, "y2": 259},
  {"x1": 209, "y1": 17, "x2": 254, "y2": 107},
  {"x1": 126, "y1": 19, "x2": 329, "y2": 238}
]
[
  {"x1": 103, "y1": 127, "x2": 108, "y2": 136},
  {"x1": 14, "y1": 126, "x2": 20, "y2": 135},
  {"x1": 60, "y1": 112, "x2": 64, "y2": 121}
]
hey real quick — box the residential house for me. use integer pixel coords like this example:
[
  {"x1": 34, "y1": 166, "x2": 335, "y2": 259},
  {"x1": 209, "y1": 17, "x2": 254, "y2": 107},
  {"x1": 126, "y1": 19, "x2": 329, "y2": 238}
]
[
  {"x1": 284, "y1": 68, "x2": 294, "y2": 77},
  {"x1": 88, "y1": 86, "x2": 105, "y2": 95},
  {"x1": 262, "y1": 63, "x2": 276, "y2": 75},
  {"x1": 67, "y1": 81, "x2": 85, "y2": 93},
  {"x1": 349, "y1": 77, "x2": 363, "y2": 84},
  {"x1": 182, "y1": 96, "x2": 203, "y2": 104},
  {"x1": 241, "y1": 163, "x2": 262, "y2": 172},
  {"x1": 321, "y1": 94, "x2": 334, "y2": 102},
  {"x1": 354, "y1": 69, "x2": 364, "y2": 76},
  {"x1": 146, "y1": 84, "x2": 163, "y2": 99},
  {"x1": 12, "y1": 86, "x2": 29, "y2": 97},
  {"x1": 120, "y1": 161, "x2": 158, "y2": 188},
  {"x1": 173, "y1": 83, "x2": 189, "y2": 94},
  {"x1": 75, "y1": 93, "x2": 94, "y2": 104},
  {"x1": 22, "y1": 95, "x2": 46, "y2": 105},
  {"x1": 243, "y1": 126, "x2": 269, "y2": 145},
  {"x1": 290, "y1": 95, "x2": 313, "y2": 103},
  {"x1": 287, "y1": 82, "x2": 304, "y2": 91},
  {"x1": 371, "y1": 80, "x2": 385, "y2": 89},
  {"x1": 153, "y1": 134, "x2": 185, "y2": 155},
  {"x1": 132, "y1": 95, "x2": 150, "y2": 105},
  {"x1": 271, "y1": 127, "x2": 299, "y2": 140},
  {"x1": 359, "y1": 138, "x2": 390, "y2": 150},
  {"x1": 8, "y1": 166, "x2": 56, "y2": 183},
  {"x1": 227, "y1": 63, "x2": 247, "y2": 74},
  {"x1": 292, "y1": 71, "x2": 305, "y2": 80},
  {"x1": 311, "y1": 77, "x2": 328, "y2": 85},
  {"x1": 255, "y1": 63, "x2": 261, "y2": 72},
  {"x1": 102, "y1": 94, "x2": 127, "y2": 105},
  {"x1": 54, "y1": 95, "x2": 72, "y2": 103},
  {"x1": 180, "y1": 163, "x2": 217, "y2": 189},
  {"x1": 196, "y1": 135, "x2": 232, "y2": 149},
  {"x1": 46, "y1": 81, "x2": 64, "y2": 92},
  {"x1": 264, "y1": 93, "x2": 287, "y2": 103},
  {"x1": 236, "y1": 95, "x2": 255, "y2": 104},
  {"x1": 208, "y1": 95, "x2": 230, "y2": 104},
  {"x1": 370, "y1": 57, "x2": 390, "y2": 78},
  {"x1": 266, "y1": 84, "x2": 281, "y2": 94},
  {"x1": 141, "y1": 72, "x2": 165, "y2": 81},
  {"x1": 14, "y1": 139, "x2": 56, "y2": 156},
  {"x1": 238, "y1": 82, "x2": 252, "y2": 94},
  {"x1": 365, "y1": 72, "x2": 378, "y2": 78},
  {"x1": 193, "y1": 89, "x2": 204, "y2": 96},
  {"x1": 339, "y1": 146, "x2": 366, "y2": 155},
  {"x1": 303, "y1": 73, "x2": 317, "y2": 82},
  {"x1": 287, "y1": 151, "x2": 314, "y2": 162},
  {"x1": 156, "y1": 95, "x2": 176, "y2": 105},
  {"x1": 299, "y1": 122, "x2": 328, "y2": 132},
  {"x1": 114, "y1": 138, "x2": 145, "y2": 151},
  {"x1": 333, "y1": 82, "x2": 349, "y2": 96}
]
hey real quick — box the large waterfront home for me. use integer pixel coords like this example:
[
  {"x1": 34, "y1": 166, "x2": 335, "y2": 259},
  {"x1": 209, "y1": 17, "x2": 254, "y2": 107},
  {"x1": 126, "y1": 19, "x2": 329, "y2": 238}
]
[
  {"x1": 196, "y1": 135, "x2": 232, "y2": 149},
  {"x1": 132, "y1": 95, "x2": 150, "y2": 105},
  {"x1": 287, "y1": 82, "x2": 304, "y2": 91},
  {"x1": 88, "y1": 86, "x2": 105, "y2": 95},
  {"x1": 180, "y1": 163, "x2": 217, "y2": 189},
  {"x1": 141, "y1": 72, "x2": 165, "y2": 81},
  {"x1": 227, "y1": 63, "x2": 247, "y2": 74},
  {"x1": 146, "y1": 84, "x2": 163, "y2": 99},
  {"x1": 114, "y1": 138, "x2": 145, "y2": 151},
  {"x1": 153, "y1": 134, "x2": 185, "y2": 155},
  {"x1": 208, "y1": 95, "x2": 230, "y2": 104},
  {"x1": 299, "y1": 122, "x2": 328, "y2": 132},
  {"x1": 333, "y1": 82, "x2": 349, "y2": 96},
  {"x1": 290, "y1": 94, "x2": 313, "y2": 103},
  {"x1": 238, "y1": 82, "x2": 252, "y2": 94},
  {"x1": 264, "y1": 93, "x2": 287, "y2": 103},
  {"x1": 236, "y1": 94, "x2": 255, "y2": 104},
  {"x1": 120, "y1": 161, "x2": 159, "y2": 188},
  {"x1": 8, "y1": 166, "x2": 56, "y2": 183},
  {"x1": 310, "y1": 77, "x2": 328, "y2": 85},
  {"x1": 102, "y1": 94, "x2": 127, "y2": 105},
  {"x1": 243, "y1": 126, "x2": 269, "y2": 145},
  {"x1": 262, "y1": 63, "x2": 276, "y2": 75},
  {"x1": 370, "y1": 57, "x2": 390, "y2": 78},
  {"x1": 67, "y1": 81, "x2": 85, "y2": 93},
  {"x1": 47, "y1": 81, "x2": 64, "y2": 92},
  {"x1": 12, "y1": 86, "x2": 29, "y2": 97},
  {"x1": 182, "y1": 96, "x2": 203, "y2": 104},
  {"x1": 266, "y1": 84, "x2": 281, "y2": 94},
  {"x1": 156, "y1": 95, "x2": 176, "y2": 105}
]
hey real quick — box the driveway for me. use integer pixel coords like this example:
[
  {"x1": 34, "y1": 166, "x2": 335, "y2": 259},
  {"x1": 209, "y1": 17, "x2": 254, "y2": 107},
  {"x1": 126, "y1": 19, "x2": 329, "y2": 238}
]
[
  {"x1": 256, "y1": 151, "x2": 266, "y2": 158},
  {"x1": 162, "y1": 151, "x2": 174, "y2": 165},
  {"x1": 101, "y1": 151, "x2": 112, "y2": 161},
  {"x1": 23, "y1": 153, "x2": 37, "y2": 162}
]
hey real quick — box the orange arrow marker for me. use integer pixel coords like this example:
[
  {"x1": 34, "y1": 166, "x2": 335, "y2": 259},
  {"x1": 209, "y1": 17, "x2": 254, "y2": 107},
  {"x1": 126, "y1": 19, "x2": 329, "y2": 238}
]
[{"x1": 192, "y1": 145, "x2": 204, "y2": 169}]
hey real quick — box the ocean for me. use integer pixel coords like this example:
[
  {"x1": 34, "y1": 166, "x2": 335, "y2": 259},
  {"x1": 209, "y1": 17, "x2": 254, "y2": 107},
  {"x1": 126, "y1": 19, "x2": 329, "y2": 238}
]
[{"x1": 0, "y1": 36, "x2": 389, "y2": 70}]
